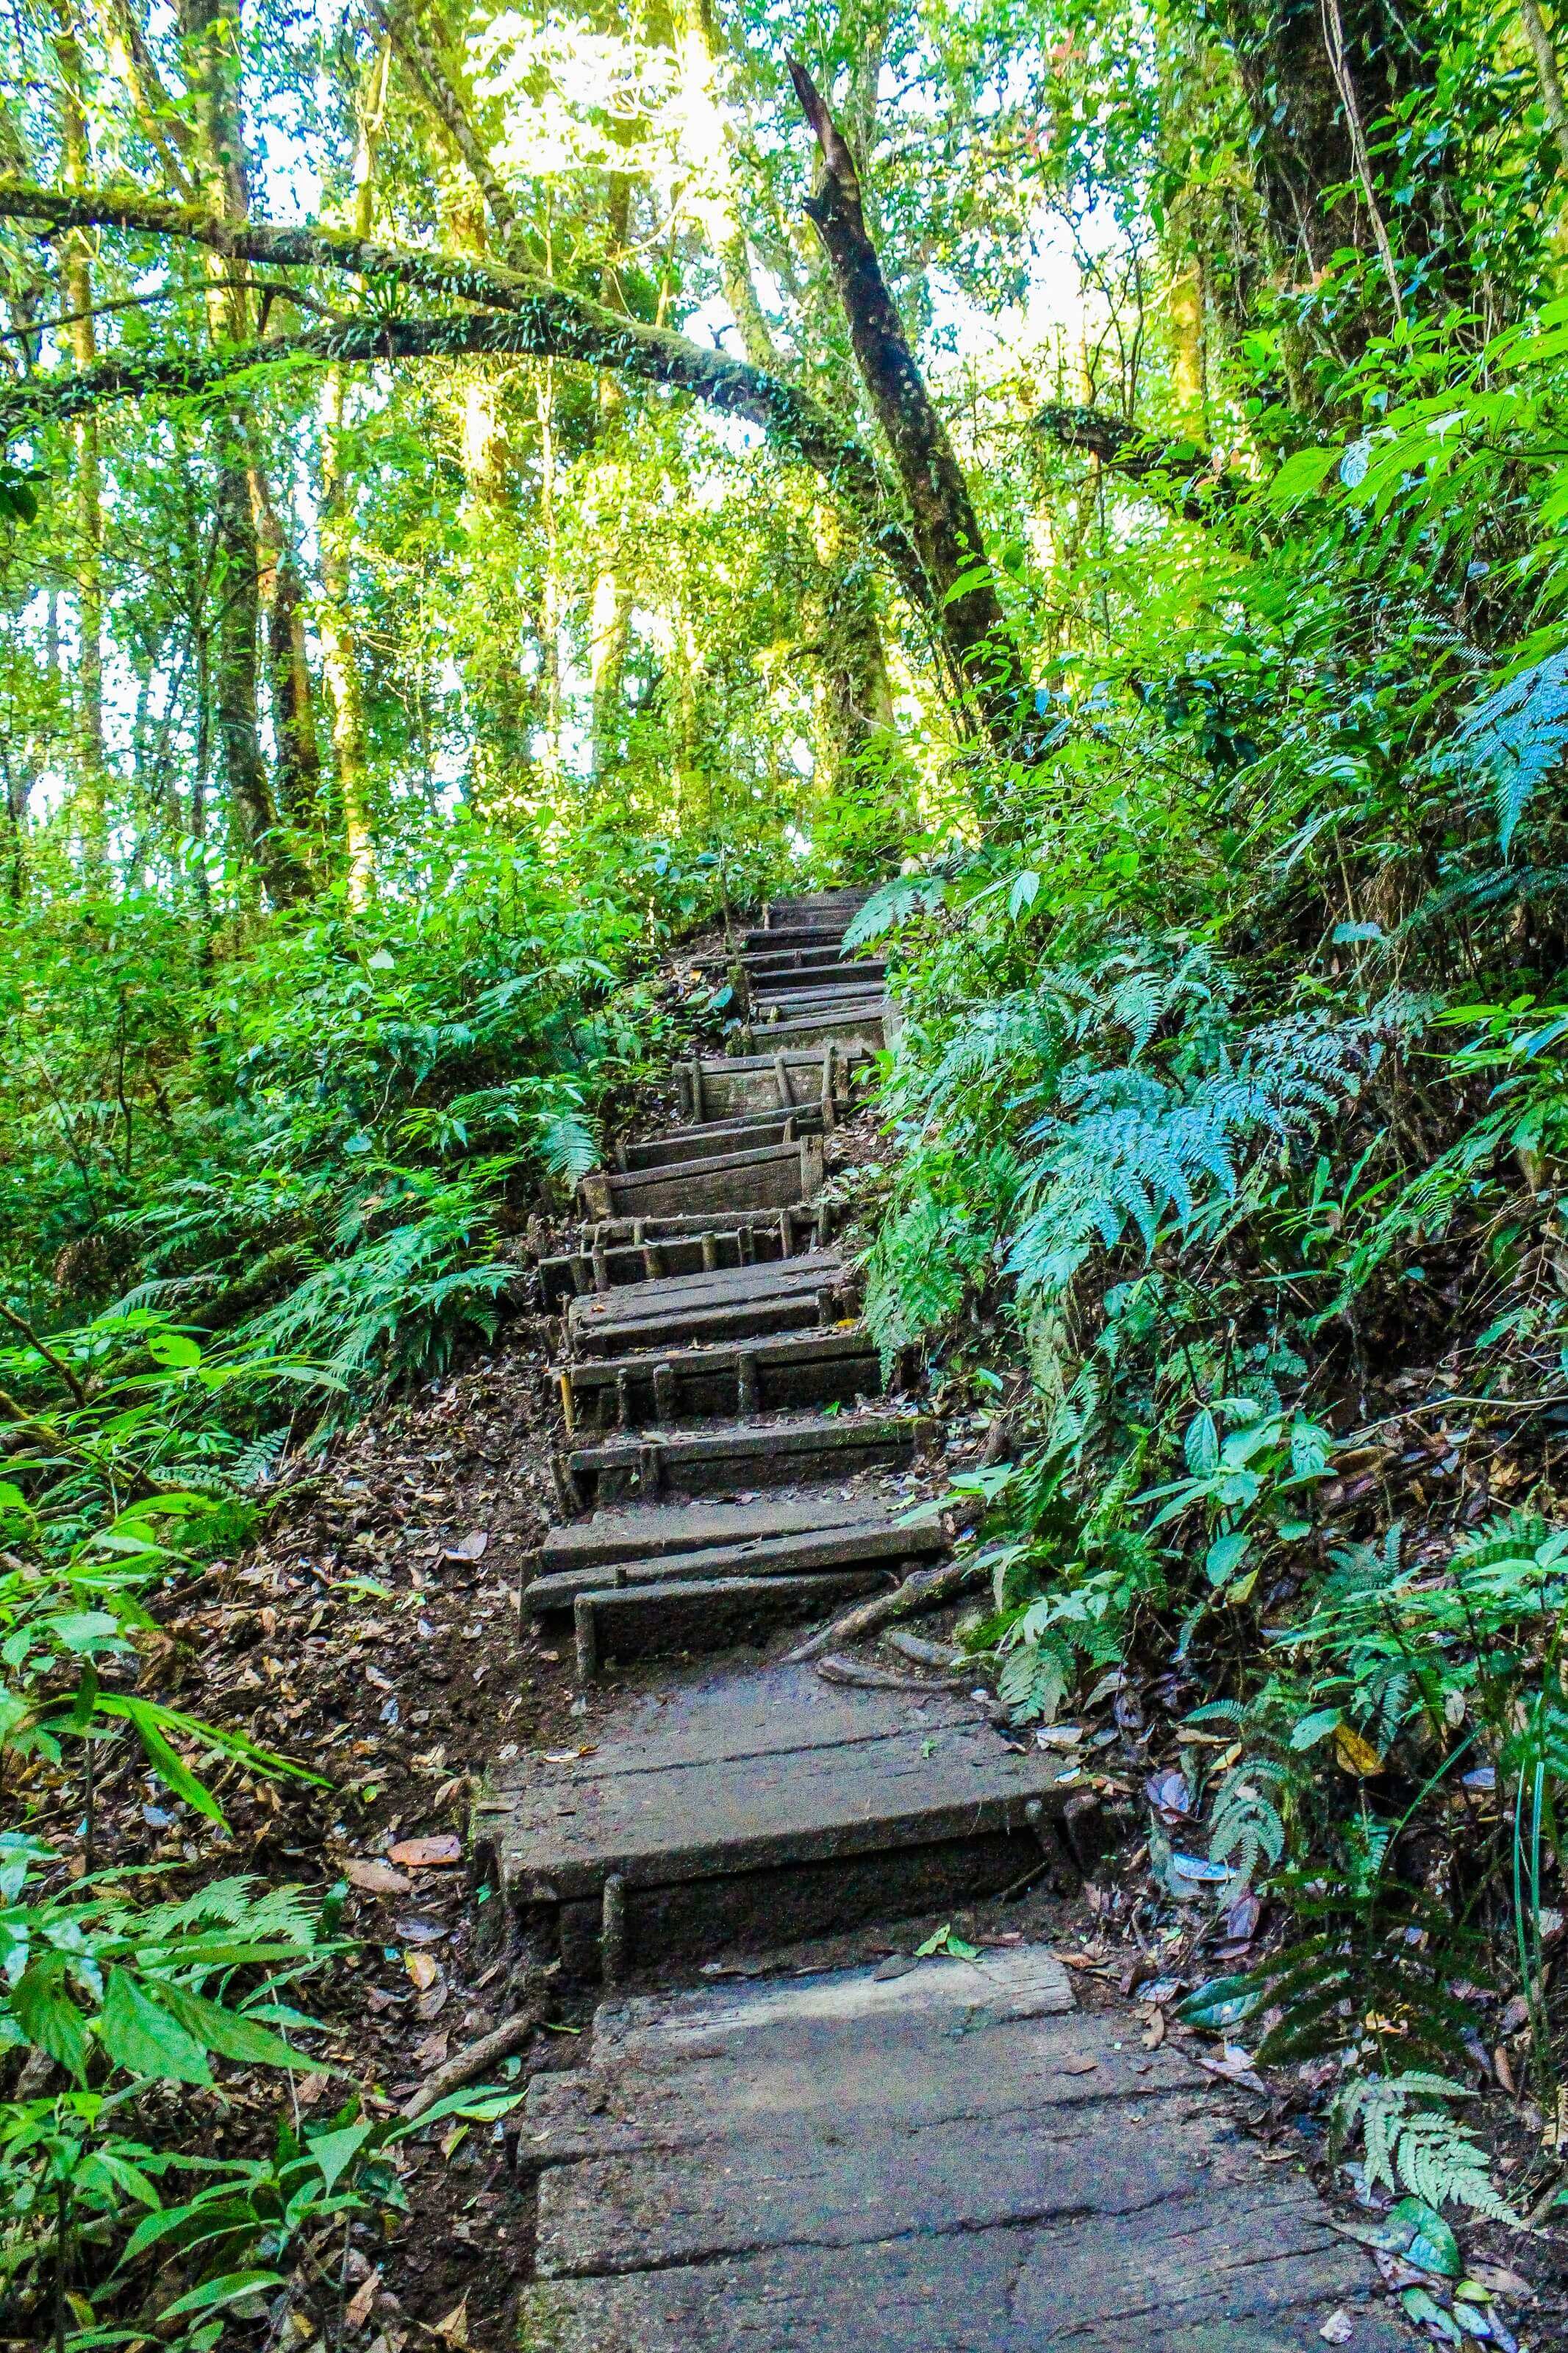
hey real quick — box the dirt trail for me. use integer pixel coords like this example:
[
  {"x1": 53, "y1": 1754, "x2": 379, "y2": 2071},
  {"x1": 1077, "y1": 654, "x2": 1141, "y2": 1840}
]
[{"x1": 482, "y1": 892, "x2": 1413, "y2": 2353}]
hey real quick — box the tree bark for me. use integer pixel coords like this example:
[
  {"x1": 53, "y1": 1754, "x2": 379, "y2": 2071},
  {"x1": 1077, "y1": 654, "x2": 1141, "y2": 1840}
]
[
  {"x1": 1519, "y1": 0, "x2": 1568, "y2": 168},
  {"x1": 785, "y1": 58, "x2": 1028, "y2": 749},
  {"x1": 52, "y1": 4, "x2": 107, "y2": 871},
  {"x1": 175, "y1": 0, "x2": 309, "y2": 905},
  {"x1": 251, "y1": 474, "x2": 323, "y2": 837},
  {"x1": 317, "y1": 40, "x2": 388, "y2": 906}
]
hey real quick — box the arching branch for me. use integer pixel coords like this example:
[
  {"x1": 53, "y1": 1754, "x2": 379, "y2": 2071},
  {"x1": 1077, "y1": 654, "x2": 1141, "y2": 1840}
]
[
  {"x1": 1034, "y1": 403, "x2": 1245, "y2": 522},
  {"x1": 0, "y1": 176, "x2": 931, "y2": 615}
]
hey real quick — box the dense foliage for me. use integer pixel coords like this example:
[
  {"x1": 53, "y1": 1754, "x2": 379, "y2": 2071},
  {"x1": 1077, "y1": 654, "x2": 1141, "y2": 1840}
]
[{"x1": 7, "y1": 0, "x2": 1568, "y2": 2329}]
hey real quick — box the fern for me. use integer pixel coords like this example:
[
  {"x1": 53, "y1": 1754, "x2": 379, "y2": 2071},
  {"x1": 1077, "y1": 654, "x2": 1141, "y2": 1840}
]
[
  {"x1": 1333, "y1": 2072, "x2": 1515, "y2": 2221},
  {"x1": 1447, "y1": 645, "x2": 1568, "y2": 857},
  {"x1": 841, "y1": 874, "x2": 947, "y2": 949},
  {"x1": 535, "y1": 1107, "x2": 603, "y2": 1182}
]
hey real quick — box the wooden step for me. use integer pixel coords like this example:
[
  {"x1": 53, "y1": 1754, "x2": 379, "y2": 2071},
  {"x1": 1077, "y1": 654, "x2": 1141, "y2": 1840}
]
[
  {"x1": 579, "y1": 1135, "x2": 823, "y2": 1224},
  {"x1": 475, "y1": 1664, "x2": 1073, "y2": 1979},
  {"x1": 751, "y1": 982, "x2": 886, "y2": 1021},
  {"x1": 517, "y1": 1951, "x2": 1408, "y2": 2352},
  {"x1": 534, "y1": 1493, "x2": 888, "y2": 1577},
  {"x1": 734, "y1": 1007, "x2": 886, "y2": 1055},
  {"x1": 527, "y1": 1510, "x2": 945, "y2": 1614},
  {"x1": 556, "y1": 1410, "x2": 939, "y2": 1507},
  {"x1": 740, "y1": 922, "x2": 857, "y2": 953},
  {"x1": 571, "y1": 1566, "x2": 889, "y2": 1679},
  {"x1": 566, "y1": 1252, "x2": 849, "y2": 1357},
  {"x1": 747, "y1": 953, "x2": 885, "y2": 988},
  {"x1": 537, "y1": 1210, "x2": 822, "y2": 1310},
  {"x1": 676, "y1": 1043, "x2": 873, "y2": 1124},
  {"x1": 558, "y1": 1325, "x2": 882, "y2": 1434},
  {"x1": 757, "y1": 892, "x2": 873, "y2": 938},
  {"x1": 616, "y1": 1110, "x2": 817, "y2": 1174}
]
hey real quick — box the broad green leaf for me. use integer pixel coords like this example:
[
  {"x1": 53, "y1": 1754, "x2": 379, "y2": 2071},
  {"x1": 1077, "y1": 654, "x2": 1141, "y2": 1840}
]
[
  {"x1": 156, "y1": 2268, "x2": 285, "y2": 2323},
  {"x1": 99, "y1": 1969, "x2": 212, "y2": 2085},
  {"x1": 158, "y1": 1982, "x2": 327, "y2": 2072},
  {"x1": 304, "y1": 2118, "x2": 376, "y2": 2192}
]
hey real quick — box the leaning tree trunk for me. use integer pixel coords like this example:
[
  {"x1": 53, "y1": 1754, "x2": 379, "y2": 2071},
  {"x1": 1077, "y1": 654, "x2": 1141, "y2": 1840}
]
[{"x1": 787, "y1": 60, "x2": 1028, "y2": 752}]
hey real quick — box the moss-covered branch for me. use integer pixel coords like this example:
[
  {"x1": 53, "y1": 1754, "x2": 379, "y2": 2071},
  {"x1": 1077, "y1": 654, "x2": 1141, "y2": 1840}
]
[{"x1": 0, "y1": 177, "x2": 930, "y2": 614}]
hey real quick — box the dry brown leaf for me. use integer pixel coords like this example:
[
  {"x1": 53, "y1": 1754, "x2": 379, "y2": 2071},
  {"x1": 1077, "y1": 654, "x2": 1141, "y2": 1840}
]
[
  {"x1": 432, "y1": 2296, "x2": 470, "y2": 2346},
  {"x1": 1141, "y1": 2010, "x2": 1167, "y2": 2049},
  {"x1": 1061, "y1": 2054, "x2": 1099, "y2": 2074},
  {"x1": 1333, "y1": 1724, "x2": 1383, "y2": 1778},
  {"x1": 388, "y1": 1834, "x2": 462, "y2": 1868},
  {"x1": 343, "y1": 1859, "x2": 412, "y2": 1896},
  {"x1": 404, "y1": 1950, "x2": 439, "y2": 1992},
  {"x1": 344, "y1": 2271, "x2": 379, "y2": 2331}
]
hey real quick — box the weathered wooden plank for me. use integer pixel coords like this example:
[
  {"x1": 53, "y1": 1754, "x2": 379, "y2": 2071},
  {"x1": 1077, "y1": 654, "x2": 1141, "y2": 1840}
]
[
  {"x1": 537, "y1": 1493, "x2": 880, "y2": 1574},
  {"x1": 559, "y1": 1324, "x2": 882, "y2": 1430},
  {"x1": 618, "y1": 1112, "x2": 818, "y2": 1173},
  {"x1": 516, "y1": 1960, "x2": 1408, "y2": 2352},
  {"x1": 579, "y1": 1135, "x2": 823, "y2": 1223},
  {"x1": 740, "y1": 1007, "x2": 886, "y2": 1054},
  {"x1": 673, "y1": 1044, "x2": 875, "y2": 1123},
  {"x1": 477, "y1": 1665, "x2": 1068, "y2": 1910},
  {"x1": 562, "y1": 1410, "x2": 938, "y2": 1503},
  {"x1": 537, "y1": 1213, "x2": 820, "y2": 1308},
  {"x1": 573, "y1": 1565, "x2": 889, "y2": 1677},
  {"x1": 568, "y1": 1249, "x2": 841, "y2": 1338},
  {"x1": 527, "y1": 1513, "x2": 944, "y2": 1614}
]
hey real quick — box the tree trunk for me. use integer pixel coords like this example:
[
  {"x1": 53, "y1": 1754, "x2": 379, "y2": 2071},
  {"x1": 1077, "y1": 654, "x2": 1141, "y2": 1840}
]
[
  {"x1": 251, "y1": 472, "x2": 323, "y2": 838},
  {"x1": 315, "y1": 40, "x2": 387, "y2": 905},
  {"x1": 319, "y1": 366, "x2": 374, "y2": 901},
  {"x1": 53, "y1": 3, "x2": 106, "y2": 871},
  {"x1": 177, "y1": 0, "x2": 308, "y2": 904},
  {"x1": 0, "y1": 181, "x2": 931, "y2": 622},
  {"x1": 786, "y1": 59, "x2": 1028, "y2": 751},
  {"x1": 1519, "y1": 0, "x2": 1568, "y2": 168}
]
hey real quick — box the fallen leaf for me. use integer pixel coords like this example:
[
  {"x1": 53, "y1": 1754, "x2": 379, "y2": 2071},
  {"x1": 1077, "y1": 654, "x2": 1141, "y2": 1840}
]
[
  {"x1": 388, "y1": 1834, "x2": 462, "y2": 1868},
  {"x1": 1494, "y1": 2043, "x2": 1517, "y2": 2095},
  {"x1": 1142, "y1": 2009, "x2": 1167, "y2": 2049},
  {"x1": 543, "y1": 1745, "x2": 595, "y2": 1762},
  {"x1": 1333, "y1": 1724, "x2": 1384, "y2": 1778},
  {"x1": 404, "y1": 1950, "x2": 440, "y2": 1992},
  {"x1": 1319, "y1": 2312, "x2": 1353, "y2": 2344},
  {"x1": 343, "y1": 1859, "x2": 412, "y2": 1896},
  {"x1": 415, "y1": 1981, "x2": 450, "y2": 2022},
  {"x1": 433, "y1": 2296, "x2": 470, "y2": 2346},
  {"x1": 444, "y1": 1532, "x2": 489, "y2": 1562},
  {"x1": 393, "y1": 1918, "x2": 447, "y2": 1946},
  {"x1": 1467, "y1": 2261, "x2": 1532, "y2": 2299},
  {"x1": 365, "y1": 1664, "x2": 394, "y2": 1692},
  {"x1": 1061, "y1": 2054, "x2": 1099, "y2": 2075},
  {"x1": 345, "y1": 2271, "x2": 379, "y2": 2330}
]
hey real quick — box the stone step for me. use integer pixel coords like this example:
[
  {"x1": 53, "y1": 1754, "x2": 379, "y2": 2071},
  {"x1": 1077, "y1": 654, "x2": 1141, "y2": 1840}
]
[
  {"x1": 526, "y1": 1509, "x2": 945, "y2": 1614},
  {"x1": 475, "y1": 1665, "x2": 1073, "y2": 1979},
  {"x1": 557, "y1": 1324, "x2": 883, "y2": 1434},
  {"x1": 571, "y1": 1566, "x2": 888, "y2": 1679},
  {"x1": 566, "y1": 1252, "x2": 850, "y2": 1357},
  {"x1": 537, "y1": 1210, "x2": 822, "y2": 1310},
  {"x1": 615, "y1": 1110, "x2": 818, "y2": 1174},
  {"x1": 556, "y1": 1410, "x2": 938, "y2": 1508},
  {"x1": 579, "y1": 1135, "x2": 823, "y2": 1224},
  {"x1": 517, "y1": 1951, "x2": 1407, "y2": 2352},
  {"x1": 676, "y1": 1043, "x2": 873, "y2": 1124}
]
